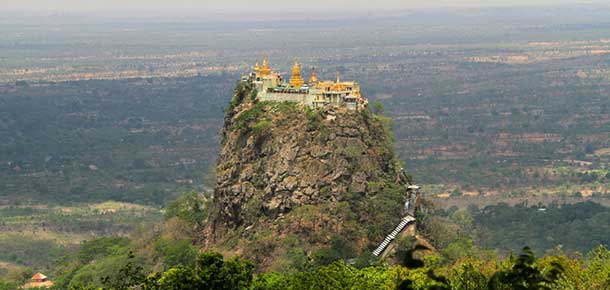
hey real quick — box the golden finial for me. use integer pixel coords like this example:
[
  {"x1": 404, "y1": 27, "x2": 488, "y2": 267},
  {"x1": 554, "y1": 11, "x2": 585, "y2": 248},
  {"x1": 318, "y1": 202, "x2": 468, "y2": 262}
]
[
  {"x1": 260, "y1": 55, "x2": 272, "y2": 76},
  {"x1": 292, "y1": 60, "x2": 301, "y2": 76},
  {"x1": 309, "y1": 67, "x2": 318, "y2": 83},
  {"x1": 289, "y1": 60, "x2": 304, "y2": 88},
  {"x1": 331, "y1": 70, "x2": 347, "y2": 91},
  {"x1": 254, "y1": 61, "x2": 260, "y2": 73}
]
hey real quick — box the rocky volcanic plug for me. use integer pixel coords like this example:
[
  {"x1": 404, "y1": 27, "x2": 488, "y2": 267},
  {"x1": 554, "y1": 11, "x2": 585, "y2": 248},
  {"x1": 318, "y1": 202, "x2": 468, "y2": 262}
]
[{"x1": 203, "y1": 81, "x2": 409, "y2": 269}]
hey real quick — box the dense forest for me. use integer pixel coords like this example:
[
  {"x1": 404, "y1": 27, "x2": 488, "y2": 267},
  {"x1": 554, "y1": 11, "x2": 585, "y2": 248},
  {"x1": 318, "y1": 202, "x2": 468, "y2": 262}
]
[
  {"x1": 435, "y1": 201, "x2": 610, "y2": 255},
  {"x1": 0, "y1": 75, "x2": 236, "y2": 205}
]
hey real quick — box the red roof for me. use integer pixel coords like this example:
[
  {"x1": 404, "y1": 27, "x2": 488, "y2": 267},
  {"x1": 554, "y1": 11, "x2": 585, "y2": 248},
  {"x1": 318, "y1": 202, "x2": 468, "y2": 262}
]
[{"x1": 31, "y1": 273, "x2": 48, "y2": 281}]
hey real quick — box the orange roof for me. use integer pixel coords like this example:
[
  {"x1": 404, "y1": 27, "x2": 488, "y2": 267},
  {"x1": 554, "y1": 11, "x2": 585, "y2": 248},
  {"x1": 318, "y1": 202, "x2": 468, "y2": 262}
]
[{"x1": 32, "y1": 273, "x2": 48, "y2": 281}]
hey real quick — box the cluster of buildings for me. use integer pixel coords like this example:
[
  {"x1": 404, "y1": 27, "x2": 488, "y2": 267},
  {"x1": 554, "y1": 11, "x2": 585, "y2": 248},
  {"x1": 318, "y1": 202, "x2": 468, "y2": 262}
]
[{"x1": 243, "y1": 57, "x2": 368, "y2": 110}]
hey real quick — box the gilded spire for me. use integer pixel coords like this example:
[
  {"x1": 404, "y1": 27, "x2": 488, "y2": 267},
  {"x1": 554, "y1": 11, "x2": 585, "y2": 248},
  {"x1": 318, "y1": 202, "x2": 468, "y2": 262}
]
[
  {"x1": 254, "y1": 62, "x2": 260, "y2": 74},
  {"x1": 309, "y1": 67, "x2": 319, "y2": 83},
  {"x1": 262, "y1": 56, "x2": 269, "y2": 69},
  {"x1": 331, "y1": 70, "x2": 347, "y2": 91},
  {"x1": 289, "y1": 60, "x2": 304, "y2": 88},
  {"x1": 260, "y1": 55, "x2": 272, "y2": 76}
]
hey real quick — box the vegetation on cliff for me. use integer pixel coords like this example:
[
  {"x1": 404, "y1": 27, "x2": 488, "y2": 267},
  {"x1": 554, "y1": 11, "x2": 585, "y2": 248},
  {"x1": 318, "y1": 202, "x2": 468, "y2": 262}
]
[{"x1": 206, "y1": 81, "x2": 409, "y2": 270}]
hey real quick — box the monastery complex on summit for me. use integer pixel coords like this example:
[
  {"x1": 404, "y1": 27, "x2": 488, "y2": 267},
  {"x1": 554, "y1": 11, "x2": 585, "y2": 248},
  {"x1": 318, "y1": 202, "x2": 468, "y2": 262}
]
[{"x1": 243, "y1": 57, "x2": 368, "y2": 110}]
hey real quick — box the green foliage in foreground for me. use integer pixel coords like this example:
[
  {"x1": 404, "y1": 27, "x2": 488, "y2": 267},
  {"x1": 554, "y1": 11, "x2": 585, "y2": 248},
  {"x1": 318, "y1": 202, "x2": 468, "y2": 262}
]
[
  {"x1": 0, "y1": 280, "x2": 18, "y2": 290},
  {"x1": 64, "y1": 245, "x2": 610, "y2": 290},
  {"x1": 6, "y1": 193, "x2": 610, "y2": 290},
  {"x1": 68, "y1": 252, "x2": 254, "y2": 290}
]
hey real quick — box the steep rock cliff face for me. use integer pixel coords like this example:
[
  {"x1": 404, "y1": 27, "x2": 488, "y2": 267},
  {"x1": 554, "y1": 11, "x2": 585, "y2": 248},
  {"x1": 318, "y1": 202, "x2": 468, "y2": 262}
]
[{"x1": 203, "y1": 82, "x2": 409, "y2": 270}]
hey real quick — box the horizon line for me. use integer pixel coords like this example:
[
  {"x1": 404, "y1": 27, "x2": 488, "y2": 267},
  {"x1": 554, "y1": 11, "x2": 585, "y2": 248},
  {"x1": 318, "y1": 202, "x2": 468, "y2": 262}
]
[
  {"x1": 1, "y1": 2, "x2": 607, "y2": 13},
  {"x1": 1, "y1": 4, "x2": 609, "y2": 23}
]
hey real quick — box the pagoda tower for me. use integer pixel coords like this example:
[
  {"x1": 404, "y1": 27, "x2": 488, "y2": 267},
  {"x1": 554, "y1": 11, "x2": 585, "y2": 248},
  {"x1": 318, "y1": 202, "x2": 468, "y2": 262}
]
[
  {"x1": 289, "y1": 61, "x2": 305, "y2": 88},
  {"x1": 259, "y1": 56, "x2": 272, "y2": 76},
  {"x1": 309, "y1": 67, "x2": 319, "y2": 84},
  {"x1": 254, "y1": 62, "x2": 260, "y2": 74}
]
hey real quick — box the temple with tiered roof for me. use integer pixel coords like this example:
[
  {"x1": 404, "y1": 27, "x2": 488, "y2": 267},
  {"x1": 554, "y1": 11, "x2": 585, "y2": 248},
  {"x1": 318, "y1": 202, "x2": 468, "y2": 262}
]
[{"x1": 244, "y1": 57, "x2": 368, "y2": 110}]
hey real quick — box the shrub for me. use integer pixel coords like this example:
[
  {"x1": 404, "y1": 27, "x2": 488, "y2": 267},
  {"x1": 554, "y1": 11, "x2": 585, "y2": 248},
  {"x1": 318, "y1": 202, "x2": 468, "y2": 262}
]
[
  {"x1": 252, "y1": 120, "x2": 272, "y2": 135},
  {"x1": 164, "y1": 192, "x2": 207, "y2": 227}
]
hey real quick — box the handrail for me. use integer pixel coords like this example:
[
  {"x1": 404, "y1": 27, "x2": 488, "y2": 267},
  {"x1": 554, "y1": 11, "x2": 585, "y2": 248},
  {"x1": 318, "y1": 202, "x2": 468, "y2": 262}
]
[{"x1": 372, "y1": 215, "x2": 416, "y2": 257}]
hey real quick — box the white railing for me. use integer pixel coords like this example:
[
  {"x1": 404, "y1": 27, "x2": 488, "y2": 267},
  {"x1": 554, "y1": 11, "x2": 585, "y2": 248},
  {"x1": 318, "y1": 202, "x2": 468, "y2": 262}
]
[{"x1": 372, "y1": 215, "x2": 416, "y2": 257}]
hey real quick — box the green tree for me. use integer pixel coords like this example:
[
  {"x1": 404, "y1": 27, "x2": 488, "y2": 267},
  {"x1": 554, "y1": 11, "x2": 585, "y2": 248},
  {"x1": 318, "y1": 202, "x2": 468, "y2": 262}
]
[
  {"x1": 584, "y1": 245, "x2": 610, "y2": 289},
  {"x1": 251, "y1": 272, "x2": 289, "y2": 290},
  {"x1": 372, "y1": 101, "x2": 385, "y2": 115},
  {"x1": 195, "y1": 252, "x2": 255, "y2": 290},
  {"x1": 78, "y1": 237, "x2": 131, "y2": 264},
  {"x1": 100, "y1": 251, "x2": 146, "y2": 290},
  {"x1": 153, "y1": 238, "x2": 198, "y2": 269},
  {"x1": 450, "y1": 263, "x2": 488, "y2": 290},
  {"x1": 398, "y1": 245, "x2": 450, "y2": 290},
  {"x1": 157, "y1": 267, "x2": 201, "y2": 290},
  {"x1": 0, "y1": 280, "x2": 17, "y2": 290},
  {"x1": 488, "y1": 247, "x2": 563, "y2": 290},
  {"x1": 67, "y1": 284, "x2": 100, "y2": 290},
  {"x1": 4, "y1": 266, "x2": 33, "y2": 285},
  {"x1": 164, "y1": 192, "x2": 207, "y2": 227},
  {"x1": 537, "y1": 253, "x2": 585, "y2": 290}
]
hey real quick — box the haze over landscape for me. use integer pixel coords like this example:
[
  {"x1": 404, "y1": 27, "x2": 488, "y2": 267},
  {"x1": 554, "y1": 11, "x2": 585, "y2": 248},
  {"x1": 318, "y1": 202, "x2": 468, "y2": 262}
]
[
  {"x1": 1, "y1": 1, "x2": 610, "y2": 289},
  {"x1": 3, "y1": 0, "x2": 609, "y2": 13}
]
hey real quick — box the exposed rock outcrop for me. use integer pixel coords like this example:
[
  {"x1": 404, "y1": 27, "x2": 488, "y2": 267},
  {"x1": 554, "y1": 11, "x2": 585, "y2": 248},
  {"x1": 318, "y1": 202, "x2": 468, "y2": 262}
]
[{"x1": 202, "y1": 82, "x2": 410, "y2": 269}]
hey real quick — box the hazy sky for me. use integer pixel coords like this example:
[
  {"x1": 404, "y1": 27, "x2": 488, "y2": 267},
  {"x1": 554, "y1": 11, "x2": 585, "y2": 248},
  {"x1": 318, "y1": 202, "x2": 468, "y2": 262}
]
[{"x1": 1, "y1": 0, "x2": 603, "y2": 12}]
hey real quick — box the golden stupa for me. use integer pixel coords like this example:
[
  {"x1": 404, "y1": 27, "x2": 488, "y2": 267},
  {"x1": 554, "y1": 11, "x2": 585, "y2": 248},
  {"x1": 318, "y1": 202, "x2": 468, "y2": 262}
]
[
  {"x1": 259, "y1": 56, "x2": 272, "y2": 76},
  {"x1": 289, "y1": 61, "x2": 305, "y2": 88},
  {"x1": 309, "y1": 67, "x2": 319, "y2": 83}
]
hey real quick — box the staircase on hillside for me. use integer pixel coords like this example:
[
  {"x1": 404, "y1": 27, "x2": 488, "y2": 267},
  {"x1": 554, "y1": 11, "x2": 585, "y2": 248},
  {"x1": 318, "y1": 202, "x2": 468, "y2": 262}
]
[
  {"x1": 372, "y1": 215, "x2": 416, "y2": 257},
  {"x1": 372, "y1": 183, "x2": 421, "y2": 257}
]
